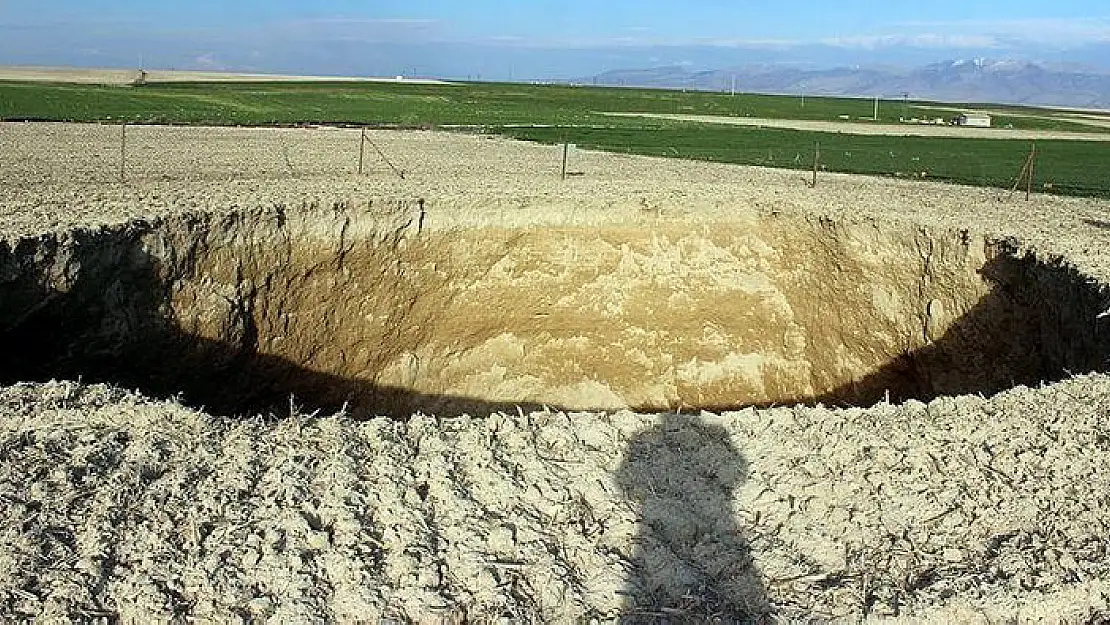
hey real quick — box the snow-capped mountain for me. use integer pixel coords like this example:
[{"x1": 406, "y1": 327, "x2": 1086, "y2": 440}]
[{"x1": 586, "y1": 59, "x2": 1110, "y2": 108}]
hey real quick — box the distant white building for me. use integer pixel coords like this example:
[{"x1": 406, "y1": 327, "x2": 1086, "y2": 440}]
[{"x1": 956, "y1": 113, "x2": 992, "y2": 128}]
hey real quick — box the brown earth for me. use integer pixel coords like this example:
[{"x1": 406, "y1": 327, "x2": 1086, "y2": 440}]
[{"x1": 2, "y1": 124, "x2": 1110, "y2": 623}]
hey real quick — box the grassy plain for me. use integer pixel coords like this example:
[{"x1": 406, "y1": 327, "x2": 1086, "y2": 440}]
[{"x1": 1, "y1": 79, "x2": 1107, "y2": 196}]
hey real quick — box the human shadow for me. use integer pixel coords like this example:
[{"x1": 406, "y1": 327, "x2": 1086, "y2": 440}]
[
  {"x1": 616, "y1": 414, "x2": 769, "y2": 623},
  {"x1": 0, "y1": 220, "x2": 562, "y2": 419},
  {"x1": 608, "y1": 246, "x2": 1110, "y2": 622}
]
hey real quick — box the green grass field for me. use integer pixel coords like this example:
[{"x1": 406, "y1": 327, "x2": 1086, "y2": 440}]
[
  {"x1": 506, "y1": 124, "x2": 1105, "y2": 197},
  {"x1": 1, "y1": 79, "x2": 1107, "y2": 197}
]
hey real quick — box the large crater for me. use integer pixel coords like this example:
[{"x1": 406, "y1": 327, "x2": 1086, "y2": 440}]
[{"x1": 1, "y1": 201, "x2": 1106, "y2": 418}]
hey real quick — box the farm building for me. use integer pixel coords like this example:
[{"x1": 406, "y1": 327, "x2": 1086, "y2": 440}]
[{"x1": 956, "y1": 113, "x2": 992, "y2": 127}]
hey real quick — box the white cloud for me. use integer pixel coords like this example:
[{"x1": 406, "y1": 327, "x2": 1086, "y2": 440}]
[
  {"x1": 470, "y1": 16, "x2": 1110, "y2": 51},
  {"x1": 893, "y1": 17, "x2": 1110, "y2": 46},
  {"x1": 261, "y1": 16, "x2": 448, "y2": 44},
  {"x1": 298, "y1": 17, "x2": 440, "y2": 27},
  {"x1": 192, "y1": 53, "x2": 225, "y2": 70},
  {"x1": 696, "y1": 38, "x2": 807, "y2": 50},
  {"x1": 821, "y1": 33, "x2": 1001, "y2": 50},
  {"x1": 470, "y1": 33, "x2": 802, "y2": 50}
]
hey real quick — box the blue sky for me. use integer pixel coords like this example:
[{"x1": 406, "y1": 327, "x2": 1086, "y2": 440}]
[{"x1": 2, "y1": 1, "x2": 1109, "y2": 77}]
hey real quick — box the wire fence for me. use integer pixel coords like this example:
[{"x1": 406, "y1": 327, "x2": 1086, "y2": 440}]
[
  {"x1": 712, "y1": 142, "x2": 1103, "y2": 198},
  {"x1": 497, "y1": 124, "x2": 1110, "y2": 199},
  {"x1": 0, "y1": 123, "x2": 412, "y2": 185},
  {"x1": 2, "y1": 121, "x2": 1108, "y2": 200}
]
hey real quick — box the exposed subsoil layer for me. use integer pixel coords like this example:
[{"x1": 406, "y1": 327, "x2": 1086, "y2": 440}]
[
  {"x1": 4, "y1": 125, "x2": 1110, "y2": 623},
  {"x1": 1, "y1": 203, "x2": 1105, "y2": 418}
]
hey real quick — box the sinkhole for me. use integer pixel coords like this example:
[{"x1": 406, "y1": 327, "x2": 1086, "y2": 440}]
[{"x1": 1, "y1": 201, "x2": 1107, "y2": 418}]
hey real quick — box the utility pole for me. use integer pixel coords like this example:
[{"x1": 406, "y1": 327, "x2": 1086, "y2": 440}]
[{"x1": 874, "y1": 96, "x2": 879, "y2": 121}]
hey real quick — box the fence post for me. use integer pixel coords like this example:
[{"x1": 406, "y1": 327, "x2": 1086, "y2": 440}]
[
  {"x1": 1027, "y1": 142, "x2": 1036, "y2": 201},
  {"x1": 119, "y1": 122, "x2": 127, "y2": 183},
  {"x1": 358, "y1": 128, "x2": 366, "y2": 175},
  {"x1": 811, "y1": 141, "x2": 820, "y2": 187},
  {"x1": 362, "y1": 131, "x2": 405, "y2": 179},
  {"x1": 561, "y1": 142, "x2": 569, "y2": 181},
  {"x1": 1008, "y1": 143, "x2": 1036, "y2": 201}
]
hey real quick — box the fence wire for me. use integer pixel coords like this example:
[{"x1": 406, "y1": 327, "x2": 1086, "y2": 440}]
[
  {"x1": 0, "y1": 123, "x2": 388, "y2": 185},
  {"x1": 2, "y1": 122, "x2": 1108, "y2": 199},
  {"x1": 498, "y1": 124, "x2": 1110, "y2": 200}
]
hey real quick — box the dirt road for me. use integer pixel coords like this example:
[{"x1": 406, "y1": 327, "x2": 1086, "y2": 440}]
[
  {"x1": 913, "y1": 104, "x2": 1110, "y2": 132},
  {"x1": 603, "y1": 111, "x2": 1110, "y2": 141}
]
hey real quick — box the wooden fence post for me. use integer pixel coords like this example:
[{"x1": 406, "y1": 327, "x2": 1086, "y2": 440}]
[
  {"x1": 119, "y1": 122, "x2": 127, "y2": 183},
  {"x1": 1027, "y1": 143, "x2": 1037, "y2": 201},
  {"x1": 362, "y1": 131, "x2": 405, "y2": 179},
  {"x1": 811, "y1": 141, "x2": 820, "y2": 188},
  {"x1": 358, "y1": 128, "x2": 366, "y2": 175},
  {"x1": 1008, "y1": 143, "x2": 1037, "y2": 201}
]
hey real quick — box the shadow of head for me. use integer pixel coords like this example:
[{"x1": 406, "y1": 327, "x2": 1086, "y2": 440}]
[{"x1": 616, "y1": 414, "x2": 768, "y2": 622}]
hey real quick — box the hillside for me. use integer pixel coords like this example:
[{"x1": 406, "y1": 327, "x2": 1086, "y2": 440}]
[{"x1": 588, "y1": 59, "x2": 1110, "y2": 109}]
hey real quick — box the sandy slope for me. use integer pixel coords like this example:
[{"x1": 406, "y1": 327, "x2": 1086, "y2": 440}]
[{"x1": 2, "y1": 125, "x2": 1110, "y2": 622}]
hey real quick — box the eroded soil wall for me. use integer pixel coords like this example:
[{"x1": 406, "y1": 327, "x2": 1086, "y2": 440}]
[{"x1": 1, "y1": 202, "x2": 1106, "y2": 417}]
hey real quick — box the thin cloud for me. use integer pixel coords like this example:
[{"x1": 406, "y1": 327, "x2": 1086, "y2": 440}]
[
  {"x1": 693, "y1": 38, "x2": 807, "y2": 50},
  {"x1": 261, "y1": 16, "x2": 448, "y2": 44},
  {"x1": 473, "y1": 33, "x2": 801, "y2": 50},
  {"x1": 192, "y1": 53, "x2": 225, "y2": 70},
  {"x1": 295, "y1": 17, "x2": 441, "y2": 27},
  {"x1": 892, "y1": 17, "x2": 1110, "y2": 46},
  {"x1": 450, "y1": 16, "x2": 1110, "y2": 51},
  {"x1": 822, "y1": 33, "x2": 1001, "y2": 50}
]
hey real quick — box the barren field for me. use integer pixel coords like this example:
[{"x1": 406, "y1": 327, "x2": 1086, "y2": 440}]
[
  {"x1": 0, "y1": 65, "x2": 452, "y2": 85},
  {"x1": 3, "y1": 123, "x2": 1110, "y2": 623},
  {"x1": 603, "y1": 112, "x2": 1110, "y2": 142}
]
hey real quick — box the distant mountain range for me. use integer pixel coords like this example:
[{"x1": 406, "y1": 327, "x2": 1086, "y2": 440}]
[{"x1": 583, "y1": 59, "x2": 1110, "y2": 109}]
